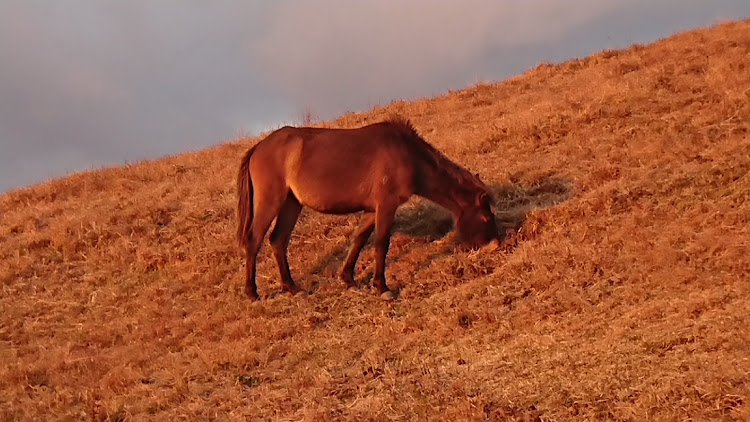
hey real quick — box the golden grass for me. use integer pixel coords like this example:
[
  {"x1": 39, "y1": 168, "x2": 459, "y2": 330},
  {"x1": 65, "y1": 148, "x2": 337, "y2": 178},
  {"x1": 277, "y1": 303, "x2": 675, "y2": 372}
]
[{"x1": 2, "y1": 20, "x2": 750, "y2": 421}]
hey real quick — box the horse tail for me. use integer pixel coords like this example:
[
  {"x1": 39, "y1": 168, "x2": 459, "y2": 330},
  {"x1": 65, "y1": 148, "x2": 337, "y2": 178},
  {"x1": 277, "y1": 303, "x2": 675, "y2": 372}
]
[{"x1": 237, "y1": 145, "x2": 257, "y2": 249}]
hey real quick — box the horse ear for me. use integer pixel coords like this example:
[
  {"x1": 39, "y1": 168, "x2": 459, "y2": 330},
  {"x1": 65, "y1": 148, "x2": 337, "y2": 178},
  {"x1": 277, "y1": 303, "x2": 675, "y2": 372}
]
[
  {"x1": 476, "y1": 191, "x2": 488, "y2": 207},
  {"x1": 476, "y1": 191, "x2": 497, "y2": 213}
]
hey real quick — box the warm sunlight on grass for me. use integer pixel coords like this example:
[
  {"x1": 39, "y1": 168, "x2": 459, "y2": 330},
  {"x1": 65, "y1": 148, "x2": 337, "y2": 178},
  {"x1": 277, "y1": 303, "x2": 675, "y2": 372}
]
[{"x1": 1, "y1": 20, "x2": 749, "y2": 421}]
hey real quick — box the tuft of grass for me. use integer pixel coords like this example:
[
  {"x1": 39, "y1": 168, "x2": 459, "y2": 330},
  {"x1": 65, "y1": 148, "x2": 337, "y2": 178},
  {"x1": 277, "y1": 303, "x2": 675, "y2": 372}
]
[{"x1": 235, "y1": 374, "x2": 260, "y2": 389}]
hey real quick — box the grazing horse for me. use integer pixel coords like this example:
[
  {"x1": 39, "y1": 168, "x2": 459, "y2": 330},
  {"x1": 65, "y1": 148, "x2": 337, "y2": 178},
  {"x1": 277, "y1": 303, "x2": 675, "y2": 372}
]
[{"x1": 237, "y1": 117, "x2": 500, "y2": 300}]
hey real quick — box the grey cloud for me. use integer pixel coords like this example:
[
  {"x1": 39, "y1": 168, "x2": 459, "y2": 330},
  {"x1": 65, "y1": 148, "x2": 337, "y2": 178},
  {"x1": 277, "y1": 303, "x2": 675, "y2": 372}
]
[
  {"x1": 1, "y1": 1, "x2": 286, "y2": 191},
  {"x1": 250, "y1": 0, "x2": 628, "y2": 115}
]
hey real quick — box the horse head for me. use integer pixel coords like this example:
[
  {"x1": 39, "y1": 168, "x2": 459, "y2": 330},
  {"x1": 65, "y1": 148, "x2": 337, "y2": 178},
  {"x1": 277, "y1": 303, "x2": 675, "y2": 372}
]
[{"x1": 455, "y1": 187, "x2": 500, "y2": 249}]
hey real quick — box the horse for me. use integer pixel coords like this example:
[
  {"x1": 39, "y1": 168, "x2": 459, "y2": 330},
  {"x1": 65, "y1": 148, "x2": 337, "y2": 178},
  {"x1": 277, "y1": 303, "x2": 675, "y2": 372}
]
[{"x1": 237, "y1": 116, "x2": 500, "y2": 301}]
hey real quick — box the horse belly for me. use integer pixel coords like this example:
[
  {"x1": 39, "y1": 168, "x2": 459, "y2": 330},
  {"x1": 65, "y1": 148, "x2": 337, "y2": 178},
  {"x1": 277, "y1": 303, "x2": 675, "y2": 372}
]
[
  {"x1": 292, "y1": 185, "x2": 373, "y2": 214},
  {"x1": 289, "y1": 168, "x2": 375, "y2": 214}
]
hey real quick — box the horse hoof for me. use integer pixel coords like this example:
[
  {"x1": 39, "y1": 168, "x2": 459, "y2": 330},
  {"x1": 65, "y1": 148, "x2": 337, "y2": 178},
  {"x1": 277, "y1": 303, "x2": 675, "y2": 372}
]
[
  {"x1": 341, "y1": 276, "x2": 357, "y2": 290},
  {"x1": 282, "y1": 283, "x2": 305, "y2": 295},
  {"x1": 380, "y1": 291, "x2": 396, "y2": 301},
  {"x1": 482, "y1": 238, "x2": 501, "y2": 252}
]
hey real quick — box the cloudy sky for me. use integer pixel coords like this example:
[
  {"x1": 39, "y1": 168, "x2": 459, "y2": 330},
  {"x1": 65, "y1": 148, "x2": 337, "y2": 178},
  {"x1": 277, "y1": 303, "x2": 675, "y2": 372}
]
[{"x1": 1, "y1": 1, "x2": 749, "y2": 193}]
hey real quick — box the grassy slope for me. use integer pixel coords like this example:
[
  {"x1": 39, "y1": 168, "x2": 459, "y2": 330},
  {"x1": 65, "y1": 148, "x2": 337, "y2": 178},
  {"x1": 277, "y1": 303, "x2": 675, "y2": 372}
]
[{"x1": 2, "y1": 20, "x2": 750, "y2": 421}]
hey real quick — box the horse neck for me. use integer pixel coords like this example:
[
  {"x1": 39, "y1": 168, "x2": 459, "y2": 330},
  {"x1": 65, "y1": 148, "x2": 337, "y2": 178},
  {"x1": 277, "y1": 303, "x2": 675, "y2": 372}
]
[{"x1": 417, "y1": 165, "x2": 470, "y2": 218}]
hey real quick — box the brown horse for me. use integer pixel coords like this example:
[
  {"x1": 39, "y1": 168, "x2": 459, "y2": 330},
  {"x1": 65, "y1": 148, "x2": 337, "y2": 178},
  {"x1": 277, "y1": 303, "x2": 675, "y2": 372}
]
[{"x1": 237, "y1": 117, "x2": 499, "y2": 300}]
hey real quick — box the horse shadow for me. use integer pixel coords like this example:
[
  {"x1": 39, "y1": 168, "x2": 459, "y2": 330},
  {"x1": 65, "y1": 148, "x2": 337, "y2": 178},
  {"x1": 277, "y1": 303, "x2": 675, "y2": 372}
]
[
  {"x1": 488, "y1": 176, "x2": 572, "y2": 243},
  {"x1": 300, "y1": 176, "x2": 572, "y2": 292}
]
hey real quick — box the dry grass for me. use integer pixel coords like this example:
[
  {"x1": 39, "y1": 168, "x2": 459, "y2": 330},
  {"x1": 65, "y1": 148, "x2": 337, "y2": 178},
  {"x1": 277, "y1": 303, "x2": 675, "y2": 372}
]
[{"x1": 2, "y1": 20, "x2": 750, "y2": 421}]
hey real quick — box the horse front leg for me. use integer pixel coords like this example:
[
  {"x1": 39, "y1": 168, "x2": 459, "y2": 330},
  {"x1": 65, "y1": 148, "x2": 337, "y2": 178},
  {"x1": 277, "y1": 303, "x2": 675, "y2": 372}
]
[
  {"x1": 340, "y1": 212, "x2": 375, "y2": 289},
  {"x1": 373, "y1": 205, "x2": 397, "y2": 300}
]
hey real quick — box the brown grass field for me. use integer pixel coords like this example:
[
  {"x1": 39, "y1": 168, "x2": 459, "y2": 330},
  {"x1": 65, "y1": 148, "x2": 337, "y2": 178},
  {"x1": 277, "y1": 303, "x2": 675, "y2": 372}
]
[{"x1": 2, "y1": 20, "x2": 750, "y2": 421}]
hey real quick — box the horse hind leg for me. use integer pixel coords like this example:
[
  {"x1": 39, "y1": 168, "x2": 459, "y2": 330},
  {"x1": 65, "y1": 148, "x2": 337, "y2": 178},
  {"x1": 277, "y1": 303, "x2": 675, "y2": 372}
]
[
  {"x1": 269, "y1": 193, "x2": 304, "y2": 296},
  {"x1": 340, "y1": 212, "x2": 375, "y2": 289},
  {"x1": 244, "y1": 184, "x2": 288, "y2": 300}
]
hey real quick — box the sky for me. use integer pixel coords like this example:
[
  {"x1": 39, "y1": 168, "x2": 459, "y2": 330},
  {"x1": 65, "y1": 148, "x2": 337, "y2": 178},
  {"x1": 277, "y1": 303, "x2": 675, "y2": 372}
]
[{"x1": 1, "y1": 1, "x2": 749, "y2": 193}]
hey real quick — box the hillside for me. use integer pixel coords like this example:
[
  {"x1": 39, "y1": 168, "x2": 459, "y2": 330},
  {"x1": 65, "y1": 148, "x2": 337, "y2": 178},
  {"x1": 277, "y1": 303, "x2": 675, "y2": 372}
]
[{"x1": 2, "y1": 19, "x2": 750, "y2": 421}]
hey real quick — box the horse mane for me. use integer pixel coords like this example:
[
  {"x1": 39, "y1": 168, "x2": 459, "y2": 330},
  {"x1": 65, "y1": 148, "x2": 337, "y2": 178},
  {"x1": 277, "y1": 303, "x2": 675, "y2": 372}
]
[{"x1": 384, "y1": 116, "x2": 489, "y2": 194}]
